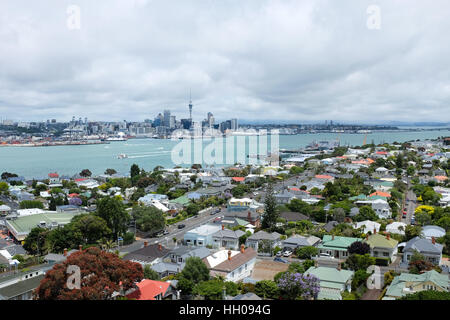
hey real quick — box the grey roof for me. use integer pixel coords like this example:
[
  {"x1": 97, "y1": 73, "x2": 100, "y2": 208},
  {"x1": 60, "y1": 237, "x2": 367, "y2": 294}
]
[
  {"x1": 0, "y1": 274, "x2": 45, "y2": 299},
  {"x1": 232, "y1": 292, "x2": 262, "y2": 300},
  {"x1": 421, "y1": 225, "x2": 446, "y2": 238},
  {"x1": 349, "y1": 207, "x2": 360, "y2": 217},
  {"x1": 283, "y1": 235, "x2": 321, "y2": 247},
  {"x1": 404, "y1": 237, "x2": 443, "y2": 255},
  {"x1": 168, "y1": 246, "x2": 211, "y2": 260},
  {"x1": 279, "y1": 211, "x2": 309, "y2": 221},
  {"x1": 0, "y1": 253, "x2": 9, "y2": 265},
  {"x1": 248, "y1": 231, "x2": 281, "y2": 241},
  {"x1": 212, "y1": 229, "x2": 245, "y2": 239},
  {"x1": 123, "y1": 244, "x2": 170, "y2": 263},
  {"x1": 323, "y1": 221, "x2": 339, "y2": 233},
  {"x1": 150, "y1": 262, "x2": 181, "y2": 274}
]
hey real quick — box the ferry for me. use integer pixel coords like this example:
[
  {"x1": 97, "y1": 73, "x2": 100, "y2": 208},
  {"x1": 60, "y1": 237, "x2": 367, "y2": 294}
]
[
  {"x1": 117, "y1": 154, "x2": 128, "y2": 159},
  {"x1": 106, "y1": 132, "x2": 128, "y2": 141}
]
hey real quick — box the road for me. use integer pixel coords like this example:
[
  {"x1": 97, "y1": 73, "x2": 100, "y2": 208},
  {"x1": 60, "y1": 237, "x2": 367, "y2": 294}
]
[{"x1": 402, "y1": 188, "x2": 417, "y2": 225}]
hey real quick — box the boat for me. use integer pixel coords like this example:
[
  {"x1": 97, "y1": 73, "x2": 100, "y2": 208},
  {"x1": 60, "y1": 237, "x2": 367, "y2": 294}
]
[
  {"x1": 117, "y1": 154, "x2": 128, "y2": 159},
  {"x1": 106, "y1": 132, "x2": 128, "y2": 141}
]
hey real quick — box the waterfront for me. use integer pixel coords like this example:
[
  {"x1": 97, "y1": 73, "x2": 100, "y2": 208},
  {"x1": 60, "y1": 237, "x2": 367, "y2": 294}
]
[{"x1": 0, "y1": 129, "x2": 449, "y2": 179}]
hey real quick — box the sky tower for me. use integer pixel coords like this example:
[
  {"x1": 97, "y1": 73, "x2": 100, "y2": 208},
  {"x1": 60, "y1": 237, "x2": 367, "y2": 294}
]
[{"x1": 189, "y1": 89, "x2": 193, "y2": 121}]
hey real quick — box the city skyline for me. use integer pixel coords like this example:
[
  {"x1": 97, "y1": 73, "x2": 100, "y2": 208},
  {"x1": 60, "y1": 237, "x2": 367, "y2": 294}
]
[{"x1": 1, "y1": 1, "x2": 450, "y2": 123}]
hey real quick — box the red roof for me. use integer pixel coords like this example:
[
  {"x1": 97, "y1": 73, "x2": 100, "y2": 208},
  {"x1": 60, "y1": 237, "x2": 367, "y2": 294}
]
[
  {"x1": 232, "y1": 177, "x2": 245, "y2": 182},
  {"x1": 315, "y1": 175, "x2": 333, "y2": 180},
  {"x1": 48, "y1": 173, "x2": 59, "y2": 178},
  {"x1": 435, "y1": 176, "x2": 448, "y2": 181},
  {"x1": 68, "y1": 193, "x2": 79, "y2": 198},
  {"x1": 126, "y1": 280, "x2": 170, "y2": 300},
  {"x1": 369, "y1": 191, "x2": 391, "y2": 198},
  {"x1": 376, "y1": 151, "x2": 388, "y2": 155},
  {"x1": 75, "y1": 178, "x2": 87, "y2": 182}
]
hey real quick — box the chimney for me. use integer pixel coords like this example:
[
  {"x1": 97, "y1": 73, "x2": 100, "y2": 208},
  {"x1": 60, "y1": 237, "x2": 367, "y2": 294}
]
[
  {"x1": 240, "y1": 244, "x2": 245, "y2": 254},
  {"x1": 63, "y1": 248, "x2": 68, "y2": 257},
  {"x1": 247, "y1": 211, "x2": 252, "y2": 223},
  {"x1": 386, "y1": 233, "x2": 390, "y2": 240},
  {"x1": 432, "y1": 236, "x2": 436, "y2": 244},
  {"x1": 337, "y1": 263, "x2": 341, "y2": 271},
  {"x1": 222, "y1": 224, "x2": 224, "y2": 230},
  {"x1": 332, "y1": 235, "x2": 335, "y2": 240},
  {"x1": 144, "y1": 241, "x2": 148, "y2": 247},
  {"x1": 228, "y1": 250, "x2": 232, "y2": 260},
  {"x1": 158, "y1": 243, "x2": 162, "y2": 251},
  {"x1": 79, "y1": 245, "x2": 82, "y2": 251}
]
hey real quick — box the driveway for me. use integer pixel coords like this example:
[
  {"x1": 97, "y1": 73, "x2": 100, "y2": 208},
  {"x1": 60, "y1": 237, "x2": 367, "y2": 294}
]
[{"x1": 360, "y1": 289, "x2": 381, "y2": 300}]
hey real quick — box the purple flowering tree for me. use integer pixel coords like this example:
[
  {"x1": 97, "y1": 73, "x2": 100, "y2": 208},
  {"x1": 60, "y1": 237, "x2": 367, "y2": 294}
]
[
  {"x1": 277, "y1": 272, "x2": 320, "y2": 300},
  {"x1": 69, "y1": 197, "x2": 82, "y2": 206}
]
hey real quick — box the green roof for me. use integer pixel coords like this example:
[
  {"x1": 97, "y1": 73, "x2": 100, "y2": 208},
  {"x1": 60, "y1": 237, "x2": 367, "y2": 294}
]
[
  {"x1": 349, "y1": 194, "x2": 367, "y2": 201},
  {"x1": 235, "y1": 218, "x2": 250, "y2": 226},
  {"x1": 317, "y1": 290, "x2": 342, "y2": 300},
  {"x1": 365, "y1": 233, "x2": 398, "y2": 249},
  {"x1": 318, "y1": 235, "x2": 361, "y2": 250},
  {"x1": 385, "y1": 270, "x2": 449, "y2": 298},
  {"x1": 367, "y1": 195, "x2": 387, "y2": 201},
  {"x1": 305, "y1": 266, "x2": 354, "y2": 285},
  {"x1": 6, "y1": 211, "x2": 81, "y2": 240},
  {"x1": 169, "y1": 195, "x2": 190, "y2": 205}
]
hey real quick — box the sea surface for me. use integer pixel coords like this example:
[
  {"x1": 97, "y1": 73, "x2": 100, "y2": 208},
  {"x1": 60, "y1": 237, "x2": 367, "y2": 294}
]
[{"x1": 1, "y1": 129, "x2": 449, "y2": 179}]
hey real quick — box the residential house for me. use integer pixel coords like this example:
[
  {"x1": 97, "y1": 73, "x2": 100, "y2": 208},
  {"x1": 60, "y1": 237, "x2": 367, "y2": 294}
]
[
  {"x1": 211, "y1": 225, "x2": 245, "y2": 250},
  {"x1": 123, "y1": 243, "x2": 170, "y2": 266},
  {"x1": 304, "y1": 265, "x2": 354, "y2": 300},
  {"x1": 183, "y1": 224, "x2": 222, "y2": 247},
  {"x1": 203, "y1": 245, "x2": 257, "y2": 282},
  {"x1": 318, "y1": 235, "x2": 361, "y2": 260},
  {"x1": 384, "y1": 270, "x2": 449, "y2": 299},
  {"x1": 371, "y1": 199, "x2": 392, "y2": 219},
  {"x1": 386, "y1": 222, "x2": 407, "y2": 235},
  {"x1": 421, "y1": 225, "x2": 446, "y2": 240},
  {"x1": 279, "y1": 211, "x2": 310, "y2": 223},
  {"x1": 402, "y1": 236, "x2": 443, "y2": 265},
  {"x1": 246, "y1": 231, "x2": 282, "y2": 255},
  {"x1": 364, "y1": 233, "x2": 398, "y2": 261},
  {"x1": 354, "y1": 220, "x2": 380, "y2": 234},
  {"x1": 126, "y1": 279, "x2": 178, "y2": 300},
  {"x1": 282, "y1": 235, "x2": 321, "y2": 251}
]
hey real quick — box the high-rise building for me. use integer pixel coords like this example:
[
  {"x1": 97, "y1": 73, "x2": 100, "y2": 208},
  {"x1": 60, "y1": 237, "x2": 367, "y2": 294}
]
[
  {"x1": 164, "y1": 110, "x2": 171, "y2": 127},
  {"x1": 207, "y1": 112, "x2": 214, "y2": 128},
  {"x1": 170, "y1": 115, "x2": 176, "y2": 128},
  {"x1": 189, "y1": 90, "x2": 193, "y2": 120},
  {"x1": 231, "y1": 118, "x2": 238, "y2": 131}
]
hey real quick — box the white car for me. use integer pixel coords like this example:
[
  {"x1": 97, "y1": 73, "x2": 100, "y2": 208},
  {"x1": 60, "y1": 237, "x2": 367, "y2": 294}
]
[{"x1": 283, "y1": 250, "x2": 293, "y2": 257}]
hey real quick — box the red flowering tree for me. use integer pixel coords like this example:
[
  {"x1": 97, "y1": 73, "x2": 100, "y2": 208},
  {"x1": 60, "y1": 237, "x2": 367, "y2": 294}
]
[{"x1": 34, "y1": 247, "x2": 143, "y2": 300}]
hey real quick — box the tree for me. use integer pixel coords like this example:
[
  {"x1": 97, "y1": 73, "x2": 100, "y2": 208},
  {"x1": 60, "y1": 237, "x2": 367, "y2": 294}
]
[
  {"x1": 415, "y1": 212, "x2": 432, "y2": 226},
  {"x1": 143, "y1": 265, "x2": 160, "y2": 280},
  {"x1": 345, "y1": 254, "x2": 376, "y2": 271},
  {"x1": 354, "y1": 206, "x2": 378, "y2": 222},
  {"x1": 79, "y1": 169, "x2": 92, "y2": 177},
  {"x1": 0, "y1": 181, "x2": 9, "y2": 194},
  {"x1": 132, "y1": 206, "x2": 165, "y2": 235},
  {"x1": 408, "y1": 250, "x2": 434, "y2": 274},
  {"x1": 296, "y1": 246, "x2": 319, "y2": 259},
  {"x1": 130, "y1": 164, "x2": 140, "y2": 179},
  {"x1": 34, "y1": 247, "x2": 143, "y2": 300},
  {"x1": 276, "y1": 272, "x2": 320, "y2": 300},
  {"x1": 186, "y1": 203, "x2": 200, "y2": 216},
  {"x1": 399, "y1": 290, "x2": 450, "y2": 300},
  {"x1": 1, "y1": 172, "x2": 18, "y2": 180},
  {"x1": 104, "y1": 169, "x2": 117, "y2": 175},
  {"x1": 71, "y1": 214, "x2": 112, "y2": 244},
  {"x1": 405, "y1": 225, "x2": 422, "y2": 241},
  {"x1": 96, "y1": 197, "x2": 130, "y2": 239},
  {"x1": 193, "y1": 279, "x2": 237, "y2": 300},
  {"x1": 287, "y1": 199, "x2": 312, "y2": 216},
  {"x1": 333, "y1": 208, "x2": 346, "y2": 223},
  {"x1": 262, "y1": 183, "x2": 279, "y2": 230},
  {"x1": 23, "y1": 227, "x2": 49, "y2": 256},
  {"x1": 19, "y1": 200, "x2": 44, "y2": 209},
  {"x1": 254, "y1": 280, "x2": 279, "y2": 299},
  {"x1": 177, "y1": 257, "x2": 210, "y2": 295},
  {"x1": 348, "y1": 242, "x2": 371, "y2": 255},
  {"x1": 351, "y1": 269, "x2": 370, "y2": 291}
]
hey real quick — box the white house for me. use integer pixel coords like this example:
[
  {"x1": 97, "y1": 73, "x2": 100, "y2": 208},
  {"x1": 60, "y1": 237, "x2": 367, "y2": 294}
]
[
  {"x1": 354, "y1": 220, "x2": 380, "y2": 235},
  {"x1": 203, "y1": 245, "x2": 257, "y2": 282},
  {"x1": 386, "y1": 222, "x2": 407, "y2": 235}
]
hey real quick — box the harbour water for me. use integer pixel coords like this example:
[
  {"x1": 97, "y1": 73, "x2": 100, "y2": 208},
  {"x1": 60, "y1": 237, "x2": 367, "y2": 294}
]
[{"x1": 0, "y1": 129, "x2": 449, "y2": 179}]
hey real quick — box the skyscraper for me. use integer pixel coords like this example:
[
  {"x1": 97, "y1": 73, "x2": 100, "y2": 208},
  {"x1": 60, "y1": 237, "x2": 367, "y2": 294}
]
[
  {"x1": 189, "y1": 90, "x2": 193, "y2": 120},
  {"x1": 231, "y1": 118, "x2": 238, "y2": 131},
  {"x1": 164, "y1": 110, "x2": 171, "y2": 127}
]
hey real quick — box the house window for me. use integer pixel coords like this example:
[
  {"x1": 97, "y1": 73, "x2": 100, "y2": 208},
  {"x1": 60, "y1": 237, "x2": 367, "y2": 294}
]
[
  {"x1": 231, "y1": 272, "x2": 234, "y2": 277},
  {"x1": 383, "y1": 252, "x2": 389, "y2": 257}
]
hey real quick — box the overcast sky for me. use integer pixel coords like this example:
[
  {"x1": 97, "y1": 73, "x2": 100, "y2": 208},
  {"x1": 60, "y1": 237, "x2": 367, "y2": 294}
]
[{"x1": 0, "y1": 0, "x2": 449, "y2": 123}]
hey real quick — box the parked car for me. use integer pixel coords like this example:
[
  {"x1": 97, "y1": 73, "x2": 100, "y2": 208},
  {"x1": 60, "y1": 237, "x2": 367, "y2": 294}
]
[
  {"x1": 213, "y1": 217, "x2": 222, "y2": 223},
  {"x1": 163, "y1": 230, "x2": 169, "y2": 235},
  {"x1": 276, "y1": 251, "x2": 282, "y2": 257},
  {"x1": 319, "y1": 252, "x2": 333, "y2": 258},
  {"x1": 178, "y1": 224, "x2": 186, "y2": 229},
  {"x1": 283, "y1": 250, "x2": 293, "y2": 257},
  {"x1": 274, "y1": 257, "x2": 288, "y2": 263}
]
